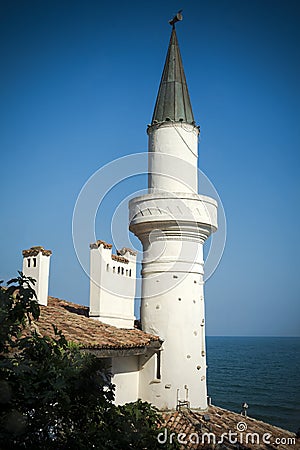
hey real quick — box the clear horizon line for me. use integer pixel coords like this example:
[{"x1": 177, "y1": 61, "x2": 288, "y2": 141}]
[{"x1": 206, "y1": 335, "x2": 300, "y2": 338}]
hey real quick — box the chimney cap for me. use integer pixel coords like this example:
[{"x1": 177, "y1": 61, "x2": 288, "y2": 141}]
[{"x1": 22, "y1": 246, "x2": 52, "y2": 257}]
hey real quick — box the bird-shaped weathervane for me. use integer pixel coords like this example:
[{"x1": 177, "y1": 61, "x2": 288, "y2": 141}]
[{"x1": 169, "y1": 10, "x2": 183, "y2": 28}]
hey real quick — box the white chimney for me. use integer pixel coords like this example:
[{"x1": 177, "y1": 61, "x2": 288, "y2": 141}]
[
  {"x1": 89, "y1": 240, "x2": 137, "y2": 328},
  {"x1": 22, "y1": 246, "x2": 52, "y2": 306}
]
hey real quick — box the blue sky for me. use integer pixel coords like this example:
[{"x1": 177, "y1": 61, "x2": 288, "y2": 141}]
[{"x1": 0, "y1": 0, "x2": 299, "y2": 336}]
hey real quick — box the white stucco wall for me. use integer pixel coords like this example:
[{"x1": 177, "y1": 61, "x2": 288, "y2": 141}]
[
  {"x1": 112, "y1": 356, "x2": 139, "y2": 405},
  {"x1": 139, "y1": 273, "x2": 207, "y2": 409},
  {"x1": 148, "y1": 122, "x2": 199, "y2": 194},
  {"x1": 136, "y1": 226, "x2": 208, "y2": 410}
]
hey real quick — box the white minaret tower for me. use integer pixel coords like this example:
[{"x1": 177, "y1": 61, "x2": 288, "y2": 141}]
[
  {"x1": 22, "y1": 246, "x2": 52, "y2": 306},
  {"x1": 129, "y1": 17, "x2": 218, "y2": 410}
]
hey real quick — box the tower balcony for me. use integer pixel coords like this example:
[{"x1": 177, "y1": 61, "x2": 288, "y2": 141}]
[{"x1": 129, "y1": 192, "x2": 217, "y2": 242}]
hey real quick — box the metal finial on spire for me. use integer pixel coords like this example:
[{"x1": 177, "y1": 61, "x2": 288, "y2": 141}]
[{"x1": 169, "y1": 10, "x2": 183, "y2": 27}]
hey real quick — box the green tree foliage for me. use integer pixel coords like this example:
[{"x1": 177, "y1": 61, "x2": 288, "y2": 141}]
[
  {"x1": 0, "y1": 273, "x2": 39, "y2": 352},
  {"x1": 0, "y1": 273, "x2": 178, "y2": 449}
]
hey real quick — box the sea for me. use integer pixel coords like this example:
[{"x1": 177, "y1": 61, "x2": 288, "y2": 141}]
[{"x1": 206, "y1": 336, "x2": 300, "y2": 433}]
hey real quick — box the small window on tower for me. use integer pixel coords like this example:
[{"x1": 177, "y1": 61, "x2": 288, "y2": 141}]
[
  {"x1": 156, "y1": 351, "x2": 161, "y2": 380},
  {"x1": 106, "y1": 263, "x2": 109, "y2": 272},
  {"x1": 113, "y1": 266, "x2": 116, "y2": 273},
  {"x1": 27, "y1": 258, "x2": 30, "y2": 268},
  {"x1": 129, "y1": 269, "x2": 132, "y2": 277},
  {"x1": 121, "y1": 267, "x2": 124, "y2": 275},
  {"x1": 33, "y1": 258, "x2": 37, "y2": 268},
  {"x1": 118, "y1": 267, "x2": 120, "y2": 274}
]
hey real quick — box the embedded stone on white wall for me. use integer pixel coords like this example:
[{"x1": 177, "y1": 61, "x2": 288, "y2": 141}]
[
  {"x1": 89, "y1": 240, "x2": 137, "y2": 329},
  {"x1": 22, "y1": 246, "x2": 52, "y2": 306}
]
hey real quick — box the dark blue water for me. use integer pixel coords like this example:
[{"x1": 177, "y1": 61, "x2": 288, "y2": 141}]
[{"x1": 206, "y1": 337, "x2": 300, "y2": 433}]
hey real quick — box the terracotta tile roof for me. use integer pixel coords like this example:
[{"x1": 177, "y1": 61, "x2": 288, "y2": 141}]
[
  {"x1": 90, "y1": 240, "x2": 112, "y2": 249},
  {"x1": 111, "y1": 254, "x2": 129, "y2": 264},
  {"x1": 22, "y1": 246, "x2": 52, "y2": 257},
  {"x1": 161, "y1": 406, "x2": 297, "y2": 449},
  {"x1": 117, "y1": 247, "x2": 137, "y2": 257},
  {"x1": 31, "y1": 296, "x2": 160, "y2": 350},
  {"x1": 48, "y1": 296, "x2": 89, "y2": 316}
]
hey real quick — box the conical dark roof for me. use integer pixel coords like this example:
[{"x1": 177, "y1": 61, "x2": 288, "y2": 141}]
[{"x1": 151, "y1": 27, "x2": 195, "y2": 125}]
